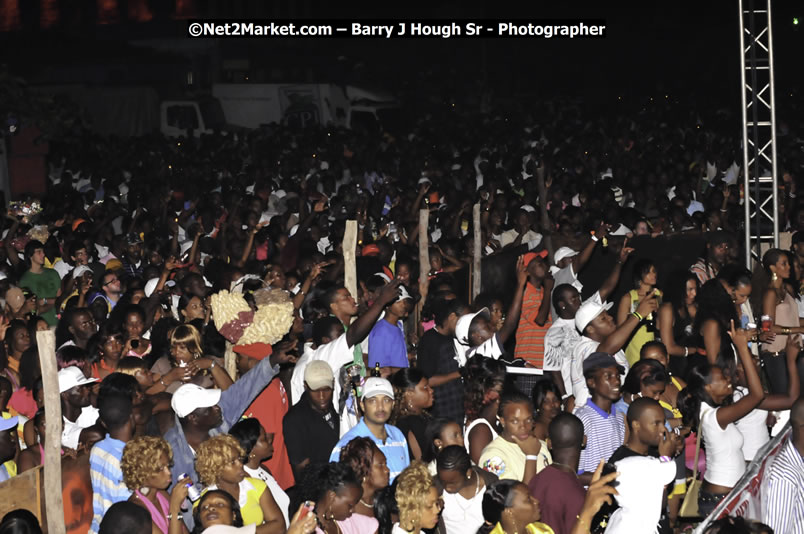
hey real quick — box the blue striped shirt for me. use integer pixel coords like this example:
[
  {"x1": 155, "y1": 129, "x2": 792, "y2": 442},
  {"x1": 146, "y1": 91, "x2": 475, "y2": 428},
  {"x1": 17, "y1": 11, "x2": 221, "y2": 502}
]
[
  {"x1": 762, "y1": 437, "x2": 804, "y2": 534},
  {"x1": 330, "y1": 419, "x2": 410, "y2": 481},
  {"x1": 575, "y1": 400, "x2": 625, "y2": 474},
  {"x1": 89, "y1": 436, "x2": 132, "y2": 534}
]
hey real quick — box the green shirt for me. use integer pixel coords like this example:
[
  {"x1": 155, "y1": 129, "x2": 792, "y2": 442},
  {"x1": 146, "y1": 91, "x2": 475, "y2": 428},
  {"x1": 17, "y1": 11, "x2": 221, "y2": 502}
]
[{"x1": 20, "y1": 268, "x2": 61, "y2": 326}]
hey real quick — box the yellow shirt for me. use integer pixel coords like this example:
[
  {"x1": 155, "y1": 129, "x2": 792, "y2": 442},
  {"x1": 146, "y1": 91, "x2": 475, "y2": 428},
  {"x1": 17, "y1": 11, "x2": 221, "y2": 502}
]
[
  {"x1": 490, "y1": 521, "x2": 555, "y2": 534},
  {"x1": 479, "y1": 436, "x2": 551, "y2": 481},
  {"x1": 198, "y1": 478, "x2": 267, "y2": 526}
]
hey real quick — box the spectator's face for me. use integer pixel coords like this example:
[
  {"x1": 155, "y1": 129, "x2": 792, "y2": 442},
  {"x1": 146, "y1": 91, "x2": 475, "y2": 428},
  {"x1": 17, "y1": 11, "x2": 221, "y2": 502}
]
[
  {"x1": 70, "y1": 311, "x2": 97, "y2": 341},
  {"x1": 125, "y1": 312, "x2": 145, "y2": 338},
  {"x1": 587, "y1": 311, "x2": 616, "y2": 339},
  {"x1": 127, "y1": 243, "x2": 143, "y2": 261},
  {"x1": 367, "y1": 448, "x2": 390, "y2": 489},
  {"x1": 500, "y1": 401, "x2": 534, "y2": 442},
  {"x1": 11, "y1": 327, "x2": 31, "y2": 354},
  {"x1": 71, "y1": 248, "x2": 89, "y2": 266},
  {"x1": 361, "y1": 394, "x2": 393, "y2": 426},
  {"x1": 434, "y1": 422, "x2": 463, "y2": 454},
  {"x1": 133, "y1": 369, "x2": 157, "y2": 389},
  {"x1": 170, "y1": 342, "x2": 195, "y2": 364},
  {"x1": 198, "y1": 493, "x2": 236, "y2": 528},
  {"x1": 488, "y1": 300, "x2": 504, "y2": 330},
  {"x1": 218, "y1": 451, "x2": 246, "y2": 485},
  {"x1": 587, "y1": 366, "x2": 621, "y2": 402},
  {"x1": 192, "y1": 405, "x2": 223, "y2": 429},
  {"x1": 418, "y1": 486, "x2": 443, "y2": 530},
  {"x1": 771, "y1": 254, "x2": 791, "y2": 281},
  {"x1": 538, "y1": 390, "x2": 561, "y2": 422},
  {"x1": 733, "y1": 282, "x2": 751, "y2": 306},
  {"x1": 710, "y1": 242, "x2": 730, "y2": 265},
  {"x1": 685, "y1": 279, "x2": 698, "y2": 305},
  {"x1": 30, "y1": 248, "x2": 45, "y2": 267},
  {"x1": 438, "y1": 466, "x2": 470, "y2": 494},
  {"x1": 640, "y1": 265, "x2": 658, "y2": 287},
  {"x1": 468, "y1": 316, "x2": 493, "y2": 347},
  {"x1": 395, "y1": 264, "x2": 411, "y2": 286},
  {"x1": 100, "y1": 334, "x2": 123, "y2": 360},
  {"x1": 558, "y1": 287, "x2": 582, "y2": 317},
  {"x1": 389, "y1": 298, "x2": 412, "y2": 319},
  {"x1": 635, "y1": 404, "x2": 668, "y2": 448},
  {"x1": 526, "y1": 258, "x2": 547, "y2": 280},
  {"x1": 508, "y1": 484, "x2": 541, "y2": 525},
  {"x1": 103, "y1": 274, "x2": 121, "y2": 295},
  {"x1": 331, "y1": 288, "x2": 358, "y2": 317},
  {"x1": 250, "y1": 427, "x2": 274, "y2": 462},
  {"x1": 640, "y1": 381, "x2": 666, "y2": 401},
  {"x1": 407, "y1": 378, "x2": 434, "y2": 411},
  {"x1": 705, "y1": 367, "x2": 733, "y2": 403},
  {"x1": 144, "y1": 453, "x2": 173, "y2": 491},
  {"x1": 63, "y1": 384, "x2": 92, "y2": 408},
  {"x1": 181, "y1": 297, "x2": 207, "y2": 322},
  {"x1": 328, "y1": 484, "x2": 362, "y2": 521},
  {"x1": 307, "y1": 385, "x2": 334, "y2": 413},
  {"x1": 635, "y1": 221, "x2": 650, "y2": 236}
]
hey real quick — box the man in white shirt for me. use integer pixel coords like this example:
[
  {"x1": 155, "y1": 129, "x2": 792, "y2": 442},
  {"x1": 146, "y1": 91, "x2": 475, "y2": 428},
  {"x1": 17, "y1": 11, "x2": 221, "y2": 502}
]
[
  {"x1": 570, "y1": 294, "x2": 657, "y2": 407},
  {"x1": 499, "y1": 205, "x2": 542, "y2": 249},
  {"x1": 59, "y1": 366, "x2": 99, "y2": 449}
]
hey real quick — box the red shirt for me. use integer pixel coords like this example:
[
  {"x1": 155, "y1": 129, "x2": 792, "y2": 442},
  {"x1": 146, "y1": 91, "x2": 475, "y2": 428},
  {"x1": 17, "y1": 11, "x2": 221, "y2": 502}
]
[{"x1": 244, "y1": 378, "x2": 295, "y2": 490}]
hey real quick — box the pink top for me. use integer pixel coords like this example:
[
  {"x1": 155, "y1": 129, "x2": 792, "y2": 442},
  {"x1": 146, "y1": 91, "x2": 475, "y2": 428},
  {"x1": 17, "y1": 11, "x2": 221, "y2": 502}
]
[
  {"x1": 8, "y1": 388, "x2": 37, "y2": 418},
  {"x1": 134, "y1": 490, "x2": 171, "y2": 534},
  {"x1": 315, "y1": 513, "x2": 378, "y2": 534}
]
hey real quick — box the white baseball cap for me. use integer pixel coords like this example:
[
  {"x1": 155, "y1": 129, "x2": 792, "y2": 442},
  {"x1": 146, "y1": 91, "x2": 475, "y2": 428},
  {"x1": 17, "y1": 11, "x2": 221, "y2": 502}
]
[
  {"x1": 58, "y1": 366, "x2": 97, "y2": 394},
  {"x1": 72, "y1": 265, "x2": 92, "y2": 280},
  {"x1": 455, "y1": 308, "x2": 491, "y2": 346},
  {"x1": 554, "y1": 247, "x2": 578, "y2": 264},
  {"x1": 304, "y1": 360, "x2": 335, "y2": 390},
  {"x1": 361, "y1": 377, "x2": 394, "y2": 400},
  {"x1": 575, "y1": 300, "x2": 614, "y2": 333},
  {"x1": 171, "y1": 384, "x2": 222, "y2": 418}
]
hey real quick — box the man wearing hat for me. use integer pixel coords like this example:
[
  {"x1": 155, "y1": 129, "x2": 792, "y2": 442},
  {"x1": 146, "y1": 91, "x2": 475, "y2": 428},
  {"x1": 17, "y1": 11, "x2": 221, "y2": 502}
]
[
  {"x1": 550, "y1": 223, "x2": 610, "y2": 317},
  {"x1": 514, "y1": 250, "x2": 553, "y2": 368},
  {"x1": 574, "y1": 352, "x2": 627, "y2": 476},
  {"x1": 499, "y1": 205, "x2": 542, "y2": 249},
  {"x1": 0, "y1": 415, "x2": 18, "y2": 482},
  {"x1": 367, "y1": 285, "x2": 414, "y2": 373},
  {"x1": 570, "y1": 293, "x2": 657, "y2": 407},
  {"x1": 283, "y1": 360, "x2": 340, "y2": 479},
  {"x1": 164, "y1": 348, "x2": 294, "y2": 530},
  {"x1": 121, "y1": 233, "x2": 144, "y2": 280},
  {"x1": 59, "y1": 366, "x2": 99, "y2": 449},
  {"x1": 329, "y1": 377, "x2": 410, "y2": 481}
]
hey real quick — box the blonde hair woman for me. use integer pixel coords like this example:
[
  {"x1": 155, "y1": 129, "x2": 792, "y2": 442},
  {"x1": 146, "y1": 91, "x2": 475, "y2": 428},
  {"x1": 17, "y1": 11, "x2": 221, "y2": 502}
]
[
  {"x1": 393, "y1": 461, "x2": 443, "y2": 534},
  {"x1": 120, "y1": 436, "x2": 191, "y2": 534},
  {"x1": 194, "y1": 435, "x2": 285, "y2": 534},
  {"x1": 150, "y1": 324, "x2": 231, "y2": 394}
]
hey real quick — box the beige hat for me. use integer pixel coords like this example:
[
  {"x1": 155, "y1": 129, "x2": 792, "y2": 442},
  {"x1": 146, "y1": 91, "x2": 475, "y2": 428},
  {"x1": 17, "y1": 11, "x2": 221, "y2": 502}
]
[
  {"x1": 304, "y1": 360, "x2": 335, "y2": 390},
  {"x1": 4, "y1": 287, "x2": 24, "y2": 313}
]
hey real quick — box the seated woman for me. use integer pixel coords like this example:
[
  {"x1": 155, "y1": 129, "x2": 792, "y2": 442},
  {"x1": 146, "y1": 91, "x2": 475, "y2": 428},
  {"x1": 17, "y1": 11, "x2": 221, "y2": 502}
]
[
  {"x1": 435, "y1": 445, "x2": 497, "y2": 534},
  {"x1": 150, "y1": 324, "x2": 230, "y2": 394},
  {"x1": 339, "y1": 437, "x2": 390, "y2": 520},
  {"x1": 120, "y1": 436, "x2": 191, "y2": 534},
  {"x1": 194, "y1": 435, "x2": 285, "y2": 534},
  {"x1": 478, "y1": 479, "x2": 554, "y2": 534},
  {"x1": 294, "y1": 462, "x2": 377, "y2": 534}
]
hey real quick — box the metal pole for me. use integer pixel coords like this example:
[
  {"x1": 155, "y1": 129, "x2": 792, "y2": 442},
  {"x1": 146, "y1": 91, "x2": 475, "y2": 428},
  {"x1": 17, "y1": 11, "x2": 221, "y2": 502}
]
[
  {"x1": 739, "y1": 0, "x2": 751, "y2": 268},
  {"x1": 766, "y1": 0, "x2": 780, "y2": 248}
]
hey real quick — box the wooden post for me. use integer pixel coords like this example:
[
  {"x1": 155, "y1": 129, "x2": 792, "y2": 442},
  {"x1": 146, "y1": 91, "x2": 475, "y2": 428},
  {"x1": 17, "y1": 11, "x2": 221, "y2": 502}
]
[
  {"x1": 343, "y1": 220, "x2": 358, "y2": 302},
  {"x1": 416, "y1": 209, "x2": 430, "y2": 337},
  {"x1": 472, "y1": 203, "x2": 482, "y2": 300},
  {"x1": 36, "y1": 330, "x2": 65, "y2": 534},
  {"x1": 224, "y1": 342, "x2": 238, "y2": 381}
]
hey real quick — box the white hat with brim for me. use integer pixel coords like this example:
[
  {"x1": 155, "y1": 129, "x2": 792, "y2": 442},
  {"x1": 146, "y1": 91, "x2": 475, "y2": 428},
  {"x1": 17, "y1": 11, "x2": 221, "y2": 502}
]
[
  {"x1": 58, "y1": 366, "x2": 97, "y2": 394},
  {"x1": 455, "y1": 308, "x2": 491, "y2": 346},
  {"x1": 171, "y1": 384, "x2": 222, "y2": 418},
  {"x1": 575, "y1": 301, "x2": 614, "y2": 334}
]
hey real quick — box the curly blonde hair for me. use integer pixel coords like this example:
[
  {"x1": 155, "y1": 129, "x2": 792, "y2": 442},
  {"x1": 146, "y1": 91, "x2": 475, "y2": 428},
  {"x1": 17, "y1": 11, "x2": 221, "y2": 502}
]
[
  {"x1": 194, "y1": 435, "x2": 245, "y2": 486},
  {"x1": 395, "y1": 461, "x2": 435, "y2": 531},
  {"x1": 121, "y1": 436, "x2": 173, "y2": 490}
]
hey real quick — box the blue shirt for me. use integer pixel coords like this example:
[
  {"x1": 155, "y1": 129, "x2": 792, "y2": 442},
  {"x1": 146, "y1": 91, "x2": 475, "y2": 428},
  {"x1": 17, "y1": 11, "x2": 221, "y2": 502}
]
[
  {"x1": 90, "y1": 436, "x2": 131, "y2": 534},
  {"x1": 330, "y1": 419, "x2": 410, "y2": 481},
  {"x1": 368, "y1": 318, "x2": 409, "y2": 368},
  {"x1": 575, "y1": 399, "x2": 625, "y2": 474}
]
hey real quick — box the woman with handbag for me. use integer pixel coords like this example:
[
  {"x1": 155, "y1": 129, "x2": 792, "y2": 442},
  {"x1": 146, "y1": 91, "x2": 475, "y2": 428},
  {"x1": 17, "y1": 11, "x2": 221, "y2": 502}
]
[{"x1": 677, "y1": 321, "x2": 765, "y2": 517}]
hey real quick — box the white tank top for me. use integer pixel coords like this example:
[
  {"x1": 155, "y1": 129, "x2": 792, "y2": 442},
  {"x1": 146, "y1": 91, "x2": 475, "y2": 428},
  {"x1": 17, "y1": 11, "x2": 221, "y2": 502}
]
[
  {"x1": 464, "y1": 418, "x2": 499, "y2": 459},
  {"x1": 733, "y1": 386, "x2": 769, "y2": 461},
  {"x1": 700, "y1": 403, "x2": 746, "y2": 487}
]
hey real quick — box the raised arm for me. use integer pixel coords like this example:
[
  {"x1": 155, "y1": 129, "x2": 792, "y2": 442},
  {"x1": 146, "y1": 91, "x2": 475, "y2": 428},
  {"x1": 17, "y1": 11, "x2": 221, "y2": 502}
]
[
  {"x1": 498, "y1": 256, "x2": 531, "y2": 343},
  {"x1": 597, "y1": 294, "x2": 658, "y2": 355},
  {"x1": 345, "y1": 279, "x2": 402, "y2": 348},
  {"x1": 571, "y1": 222, "x2": 607, "y2": 275},
  {"x1": 596, "y1": 242, "x2": 632, "y2": 302},
  {"x1": 715, "y1": 322, "x2": 765, "y2": 429}
]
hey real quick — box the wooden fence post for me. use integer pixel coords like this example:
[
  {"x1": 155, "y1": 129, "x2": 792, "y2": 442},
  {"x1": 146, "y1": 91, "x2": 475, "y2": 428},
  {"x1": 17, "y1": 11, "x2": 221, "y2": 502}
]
[
  {"x1": 417, "y1": 209, "x2": 430, "y2": 337},
  {"x1": 472, "y1": 203, "x2": 482, "y2": 300},
  {"x1": 36, "y1": 330, "x2": 65, "y2": 534},
  {"x1": 343, "y1": 220, "x2": 358, "y2": 303}
]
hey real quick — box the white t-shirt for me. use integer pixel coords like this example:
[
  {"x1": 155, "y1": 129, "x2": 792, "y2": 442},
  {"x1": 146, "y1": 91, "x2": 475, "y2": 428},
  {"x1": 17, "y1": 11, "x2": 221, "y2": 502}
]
[
  {"x1": 700, "y1": 404, "x2": 746, "y2": 487},
  {"x1": 605, "y1": 456, "x2": 676, "y2": 534},
  {"x1": 499, "y1": 229, "x2": 542, "y2": 249},
  {"x1": 441, "y1": 481, "x2": 486, "y2": 534},
  {"x1": 570, "y1": 337, "x2": 629, "y2": 408},
  {"x1": 733, "y1": 386, "x2": 769, "y2": 462},
  {"x1": 551, "y1": 264, "x2": 583, "y2": 317},
  {"x1": 62, "y1": 405, "x2": 99, "y2": 450}
]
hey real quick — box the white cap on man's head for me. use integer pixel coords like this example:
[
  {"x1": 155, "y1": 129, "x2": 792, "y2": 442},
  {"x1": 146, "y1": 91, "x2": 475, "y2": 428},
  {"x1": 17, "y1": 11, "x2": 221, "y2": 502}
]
[
  {"x1": 454, "y1": 308, "x2": 490, "y2": 346},
  {"x1": 361, "y1": 378, "x2": 394, "y2": 400},
  {"x1": 58, "y1": 366, "x2": 97, "y2": 394},
  {"x1": 554, "y1": 247, "x2": 578, "y2": 264},
  {"x1": 304, "y1": 360, "x2": 334, "y2": 390},
  {"x1": 171, "y1": 384, "x2": 222, "y2": 418},
  {"x1": 575, "y1": 300, "x2": 613, "y2": 333}
]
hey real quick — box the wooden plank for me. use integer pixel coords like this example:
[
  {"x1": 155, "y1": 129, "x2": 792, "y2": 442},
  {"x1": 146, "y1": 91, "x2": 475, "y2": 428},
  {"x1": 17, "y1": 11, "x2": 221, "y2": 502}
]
[
  {"x1": 0, "y1": 465, "x2": 45, "y2": 530},
  {"x1": 224, "y1": 342, "x2": 237, "y2": 381},
  {"x1": 416, "y1": 209, "x2": 430, "y2": 337},
  {"x1": 472, "y1": 203, "x2": 482, "y2": 299},
  {"x1": 343, "y1": 220, "x2": 358, "y2": 301},
  {"x1": 36, "y1": 330, "x2": 65, "y2": 534}
]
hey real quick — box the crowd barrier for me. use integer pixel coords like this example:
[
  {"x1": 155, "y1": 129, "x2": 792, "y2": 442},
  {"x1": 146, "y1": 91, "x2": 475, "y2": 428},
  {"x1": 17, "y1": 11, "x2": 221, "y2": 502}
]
[{"x1": 693, "y1": 422, "x2": 792, "y2": 533}]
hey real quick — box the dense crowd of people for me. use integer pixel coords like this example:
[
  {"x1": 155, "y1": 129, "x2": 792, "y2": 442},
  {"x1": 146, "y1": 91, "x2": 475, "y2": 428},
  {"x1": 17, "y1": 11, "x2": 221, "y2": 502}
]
[{"x1": 0, "y1": 94, "x2": 801, "y2": 534}]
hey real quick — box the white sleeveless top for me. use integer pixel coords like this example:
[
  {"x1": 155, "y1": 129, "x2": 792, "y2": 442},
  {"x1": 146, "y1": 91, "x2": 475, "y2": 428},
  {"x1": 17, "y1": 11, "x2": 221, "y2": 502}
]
[
  {"x1": 733, "y1": 386, "x2": 769, "y2": 462},
  {"x1": 464, "y1": 418, "x2": 498, "y2": 458}
]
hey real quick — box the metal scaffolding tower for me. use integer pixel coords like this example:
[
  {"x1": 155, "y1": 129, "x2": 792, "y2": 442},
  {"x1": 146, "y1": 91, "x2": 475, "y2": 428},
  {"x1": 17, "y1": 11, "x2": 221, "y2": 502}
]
[{"x1": 739, "y1": 0, "x2": 780, "y2": 267}]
